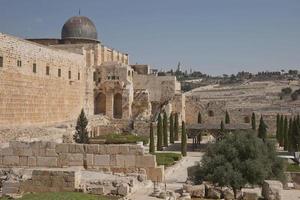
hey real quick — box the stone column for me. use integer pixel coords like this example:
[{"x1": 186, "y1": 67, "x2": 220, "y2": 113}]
[{"x1": 106, "y1": 92, "x2": 114, "y2": 118}]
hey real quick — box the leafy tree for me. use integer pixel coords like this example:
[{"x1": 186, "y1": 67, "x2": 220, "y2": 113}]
[
  {"x1": 195, "y1": 131, "x2": 285, "y2": 198},
  {"x1": 258, "y1": 116, "x2": 268, "y2": 142},
  {"x1": 283, "y1": 116, "x2": 288, "y2": 151},
  {"x1": 198, "y1": 112, "x2": 202, "y2": 124},
  {"x1": 149, "y1": 122, "x2": 155, "y2": 154},
  {"x1": 251, "y1": 112, "x2": 256, "y2": 130},
  {"x1": 225, "y1": 110, "x2": 230, "y2": 124},
  {"x1": 163, "y1": 112, "x2": 168, "y2": 147},
  {"x1": 157, "y1": 114, "x2": 163, "y2": 151},
  {"x1": 73, "y1": 109, "x2": 89, "y2": 144},
  {"x1": 220, "y1": 120, "x2": 225, "y2": 132},
  {"x1": 169, "y1": 113, "x2": 174, "y2": 144},
  {"x1": 174, "y1": 113, "x2": 179, "y2": 141},
  {"x1": 181, "y1": 121, "x2": 187, "y2": 157}
]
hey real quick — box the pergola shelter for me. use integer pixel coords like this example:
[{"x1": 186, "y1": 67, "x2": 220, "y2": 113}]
[{"x1": 186, "y1": 123, "x2": 252, "y2": 151}]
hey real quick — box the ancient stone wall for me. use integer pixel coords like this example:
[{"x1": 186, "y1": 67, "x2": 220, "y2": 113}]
[
  {"x1": 0, "y1": 141, "x2": 164, "y2": 181},
  {"x1": 132, "y1": 90, "x2": 151, "y2": 120},
  {"x1": 133, "y1": 74, "x2": 181, "y2": 103},
  {"x1": 0, "y1": 33, "x2": 86, "y2": 126}
]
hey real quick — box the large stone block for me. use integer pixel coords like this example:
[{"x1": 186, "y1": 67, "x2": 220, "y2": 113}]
[
  {"x1": 94, "y1": 155, "x2": 110, "y2": 166},
  {"x1": 119, "y1": 145, "x2": 130, "y2": 154},
  {"x1": 3, "y1": 156, "x2": 19, "y2": 166},
  {"x1": 19, "y1": 156, "x2": 28, "y2": 166},
  {"x1": 67, "y1": 153, "x2": 83, "y2": 166},
  {"x1": 106, "y1": 145, "x2": 120, "y2": 155},
  {"x1": 0, "y1": 147, "x2": 14, "y2": 156},
  {"x1": 116, "y1": 155, "x2": 136, "y2": 167},
  {"x1": 45, "y1": 148, "x2": 57, "y2": 157},
  {"x1": 146, "y1": 166, "x2": 164, "y2": 182},
  {"x1": 86, "y1": 154, "x2": 93, "y2": 166},
  {"x1": 136, "y1": 155, "x2": 156, "y2": 167},
  {"x1": 36, "y1": 157, "x2": 57, "y2": 167},
  {"x1": 85, "y1": 144, "x2": 99, "y2": 154},
  {"x1": 2, "y1": 180, "x2": 20, "y2": 195},
  {"x1": 262, "y1": 180, "x2": 283, "y2": 200},
  {"x1": 68, "y1": 144, "x2": 85, "y2": 153},
  {"x1": 28, "y1": 156, "x2": 37, "y2": 167},
  {"x1": 55, "y1": 144, "x2": 69, "y2": 153}
]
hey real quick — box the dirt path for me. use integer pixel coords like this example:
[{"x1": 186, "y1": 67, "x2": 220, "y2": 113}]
[{"x1": 129, "y1": 139, "x2": 204, "y2": 199}]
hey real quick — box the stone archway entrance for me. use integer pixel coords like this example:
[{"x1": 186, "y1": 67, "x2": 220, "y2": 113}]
[
  {"x1": 113, "y1": 93, "x2": 122, "y2": 119},
  {"x1": 95, "y1": 93, "x2": 106, "y2": 115}
]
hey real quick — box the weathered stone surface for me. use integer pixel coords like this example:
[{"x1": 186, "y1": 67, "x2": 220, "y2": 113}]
[
  {"x1": 3, "y1": 156, "x2": 19, "y2": 166},
  {"x1": 116, "y1": 155, "x2": 136, "y2": 167},
  {"x1": 46, "y1": 148, "x2": 57, "y2": 157},
  {"x1": 223, "y1": 188, "x2": 235, "y2": 200},
  {"x1": 262, "y1": 180, "x2": 283, "y2": 200},
  {"x1": 56, "y1": 144, "x2": 69, "y2": 153},
  {"x1": 243, "y1": 191, "x2": 259, "y2": 200},
  {"x1": 86, "y1": 144, "x2": 99, "y2": 154},
  {"x1": 2, "y1": 180, "x2": 20, "y2": 195},
  {"x1": 28, "y1": 156, "x2": 37, "y2": 166},
  {"x1": 19, "y1": 156, "x2": 28, "y2": 166},
  {"x1": 67, "y1": 153, "x2": 83, "y2": 166},
  {"x1": 118, "y1": 183, "x2": 130, "y2": 196},
  {"x1": 183, "y1": 184, "x2": 205, "y2": 198},
  {"x1": 36, "y1": 157, "x2": 57, "y2": 167},
  {"x1": 0, "y1": 147, "x2": 13, "y2": 156},
  {"x1": 136, "y1": 155, "x2": 156, "y2": 167},
  {"x1": 205, "y1": 185, "x2": 221, "y2": 199},
  {"x1": 94, "y1": 155, "x2": 110, "y2": 166}
]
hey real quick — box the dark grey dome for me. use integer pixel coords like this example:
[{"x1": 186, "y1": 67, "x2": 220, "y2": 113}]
[{"x1": 61, "y1": 16, "x2": 98, "y2": 41}]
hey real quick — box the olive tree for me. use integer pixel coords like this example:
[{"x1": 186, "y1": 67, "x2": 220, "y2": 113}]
[{"x1": 195, "y1": 131, "x2": 284, "y2": 198}]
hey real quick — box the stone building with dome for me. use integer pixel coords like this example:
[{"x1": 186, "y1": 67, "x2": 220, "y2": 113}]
[{"x1": 0, "y1": 15, "x2": 184, "y2": 129}]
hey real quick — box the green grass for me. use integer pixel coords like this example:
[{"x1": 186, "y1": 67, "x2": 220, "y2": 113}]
[
  {"x1": 286, "y1": 163, "x2": 300, "y2": 172},
  {"x1": 155, "y1": 152, "x2": 182, "y2": 167},
  {"x1": 0, "y1": 192, "x2": 117, "y2": 200},
  {"x1": 92, "y1": 133, "x2": 149, "y2": 145}
]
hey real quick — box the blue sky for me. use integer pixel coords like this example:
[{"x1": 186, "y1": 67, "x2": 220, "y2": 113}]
[{"x1": 1, "y1": 0, "x2": 299, "y2": 75}]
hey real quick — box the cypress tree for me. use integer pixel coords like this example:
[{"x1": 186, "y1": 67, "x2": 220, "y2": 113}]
[
  {"x1": 169, "y1": 113, "x2": 174, "y2": 144},
  {"x1": 258, "y1": 115, "x2": 268, "y2": 142},
  {"x1": 279, "y1": 115, "x2": 284, "y2": 147},
  {"x1": 251, "y1": 112, "x2": 256, "y2": 130},
  {"x1": 181, "y1": 121, "x2": 187, "y2": 157},
  {"x1": 276, "y1": 113, "x2": 280, "y2": 142},
  {"x1": 157, "y1": 113, "x2": 163, "y2": 151},
  {"x1": 174, "y1": 113, "x2": 179, "y2": 141},
  {"x1": 220, "y1": 120, "x2": 225, "y2": 132},
  {"x1": 163, "y1": 112, "x2": 168, "y2": 147},
  {"x1": 149, "y1": 122, "x2": 155, "y2": 154},
  {"x1": 73, "y1": 109, "x2": 89, "y2": 144},
  {"x1": 283, "y1": 116, "x2": 288, "y2": 151},
  {"x1": 225, "y1": 110, "x2": 230, "y2": 124},
  {"x1": 198, "y1": 112, "x2": 202, "y2": 124},
  {"x1": 288, "y1": 118, "x2": 294, "y2": 152}
]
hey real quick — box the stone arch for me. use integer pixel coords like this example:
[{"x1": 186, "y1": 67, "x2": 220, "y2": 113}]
[
  {"x1": 113, "y1": 93, "x2": 122, "y2": 119},
  {"x1": 208, "y1": 110, "x2": 214, "y2": 117},
  {"x1": 244, "y1": 116, "x2": 250, "y2": 123},
  {"x1": 95, "y1": 93, "x2": 106, "y2": 115}
]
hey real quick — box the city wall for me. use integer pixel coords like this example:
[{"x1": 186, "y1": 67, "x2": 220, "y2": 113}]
[{"x1": 0, "y1": 33, "x2": 86, "y2": 126}]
